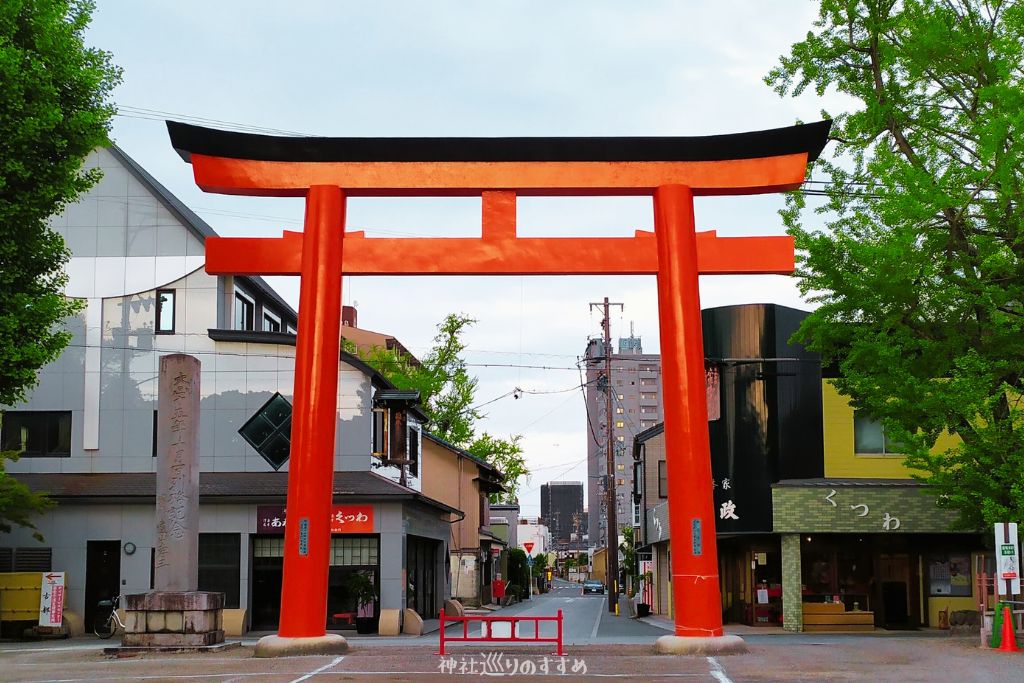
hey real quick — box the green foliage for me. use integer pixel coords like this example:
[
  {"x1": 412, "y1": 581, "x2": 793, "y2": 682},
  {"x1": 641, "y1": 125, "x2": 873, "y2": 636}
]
[
  {"x1": 0, "y1": 0, "x2": 120, "y2": 538},
  {"x1": 1, "y1": 0, "x2": 120, "y2": 407},
  {"x1": 466, "y1": 433, "x2": 528, "y2": 504},
  {"x1": 506, "y1": 548, "x2": 531, "y2": 598},
  {"x1": 768, "y1": 0, "x2": 1024, "y2": 529},
  {"x1": 343, "y1": 570, "x2": 377, "y2": 609},
  {"x1": 530, "y1": 551, "x2": 548, "y2": 577},
  {"x1": 360, "y1": 314, "x2": 528, "y2": 502},
  {"x1": 619, "y1": 525, "x2": 636, "y2": 578},
  {"x1": 0, "y1": 449, "x2": 55, "y2": 541}
]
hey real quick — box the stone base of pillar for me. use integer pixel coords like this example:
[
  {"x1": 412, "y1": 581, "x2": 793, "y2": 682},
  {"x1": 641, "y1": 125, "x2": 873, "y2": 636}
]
[
  {"x1": 121, "y1": 591, "x2": 226, "y2": 649},
  {"x1": 254, "y1": 634, "x2": 349, "y2": 658},
  {"x1": 653, "y1": 634, "x2": 747, "y2": 655}
]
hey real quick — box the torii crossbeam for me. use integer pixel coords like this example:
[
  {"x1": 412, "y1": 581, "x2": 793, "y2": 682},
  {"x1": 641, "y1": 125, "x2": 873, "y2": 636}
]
[{"x1": 168, "y1": 120, "x2": 830, "y2": 654}]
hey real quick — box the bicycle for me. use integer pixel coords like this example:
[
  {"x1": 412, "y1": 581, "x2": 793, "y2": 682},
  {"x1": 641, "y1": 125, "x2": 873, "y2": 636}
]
[{"x1": 93, "y1": 595, "x2": 125, "y2": 639}]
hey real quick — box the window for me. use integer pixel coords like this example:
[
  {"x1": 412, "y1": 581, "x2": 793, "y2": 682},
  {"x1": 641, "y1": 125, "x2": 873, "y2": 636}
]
[
  {"x1": 633, "y1": 503, "x2": 642, "y2": 527},
  {"x1": 155, "y1": 289, "x2": 175, "y2": 334},
  {"x1": 616, "y1": 420, "x2": 624, "y2": 428},
  {"x1": 262, "y1": 310, "x2": 281, "y2": 333},
  {"x1": 640, "y1": 420, "x2": 656, "y2": 428},
  {"x1": 615, "y1": 407, "x2": 624, "y2": 414},
  {"x1": 0, "y1": 547, "x2": 52, "y2": 572},
  {"x1": 854, "y1": 412, "x2": 904, "y2": 455},
  {"x1": 234, "y1": 289, "x2": 255, "y2": 331},
  {"x1": 152, "y1": 410, "x2": 158, "y2": 457},
  {"x1": 617, "y1": 463, "x2": 625, "y2": 471},
  {"x1": 641, "y1": 392, "x2": 657, "y2": 401},
  {"x1": 330, "y1": 536, "x2": 379, "y2": 566},
  {"x1": 286, "y1": 324, "x2": 296, "y2": 334},
  {"x1": 658, "y1": 460, "x2": 668, "y2": 498},
  {"x1": 198, "y1": 533, "x2": 241, "y2": 608},
  {"x1": 928, "y1": 554, "x2": 972, "y2": 596},
  {"x1": 238, "y1": 393, "x2": 293, "y2": 471},
  {"x1": 639, "y1": 364, "x2": 656, "y2": 372},
  {"x1": 408, "y1": 425, "x2": 420, "y2": 477},
  {"x1": 617, "y1": 394, "x2": 624, "y2": 400},
  {"x1": 640, "y1": 378, "x2": 656, "y2": 387},
  {"x1": 617, "y1": 478, "x2": 625, "y2": 486},
  {"x1": 617, "y1": 435, "x2": 624, "y2": 442},
  {"x1": 641, "y1": 406, "x2": 657, "y2": 414},
  {"x1": 371, "y1": 408, "x2": 387, "y2": 458},
  {"x1": 1, "y1": 411, "x2": 71, "y2": 457}
]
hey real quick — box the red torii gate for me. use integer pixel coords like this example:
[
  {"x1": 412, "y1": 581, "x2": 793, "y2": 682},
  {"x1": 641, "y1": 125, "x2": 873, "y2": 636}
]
[{"x1": 168, "y1": 120, "x2": 829, "y2": 654}]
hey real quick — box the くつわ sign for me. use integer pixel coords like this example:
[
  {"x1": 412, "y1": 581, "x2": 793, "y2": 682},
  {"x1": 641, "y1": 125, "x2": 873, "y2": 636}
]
[{"x1": 257, "y1": 505, "x2": 374, "y2": 534}]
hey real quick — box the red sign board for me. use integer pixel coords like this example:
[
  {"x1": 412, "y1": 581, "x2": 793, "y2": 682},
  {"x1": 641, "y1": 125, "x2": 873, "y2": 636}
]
[
  {"x1": 257, "y1": 505, "x2": 374, "y2": 534},
  {"x1": 523, "y1": 542, "x2": 534, "y2": 553}
]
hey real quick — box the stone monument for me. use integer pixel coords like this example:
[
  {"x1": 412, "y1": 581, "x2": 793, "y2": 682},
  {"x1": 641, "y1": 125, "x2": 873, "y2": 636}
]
[{"x1": 120, "y1": 354, "x2": 227, "y2": 649}]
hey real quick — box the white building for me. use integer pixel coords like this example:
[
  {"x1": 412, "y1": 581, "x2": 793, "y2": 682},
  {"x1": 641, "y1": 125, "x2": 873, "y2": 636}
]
[{"x1": 0, "y1": 146, "x2": 454, "y2": 634}]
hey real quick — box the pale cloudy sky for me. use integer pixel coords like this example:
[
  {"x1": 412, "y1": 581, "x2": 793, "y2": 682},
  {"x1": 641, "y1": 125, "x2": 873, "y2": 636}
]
[{"x1": 87, "y1": 1, "x2": 838, "y2": 516}]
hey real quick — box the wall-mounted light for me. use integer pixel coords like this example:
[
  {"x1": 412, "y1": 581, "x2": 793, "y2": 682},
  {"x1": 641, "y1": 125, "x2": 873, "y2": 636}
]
[{"x1": 123, "y1": 542, "x2": 137, "y2": 556}]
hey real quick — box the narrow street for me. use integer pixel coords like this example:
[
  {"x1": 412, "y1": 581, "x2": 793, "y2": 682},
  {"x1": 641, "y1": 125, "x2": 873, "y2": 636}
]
[{"x1": 477, "y1": 578, "x2": 665, "y2": 645}]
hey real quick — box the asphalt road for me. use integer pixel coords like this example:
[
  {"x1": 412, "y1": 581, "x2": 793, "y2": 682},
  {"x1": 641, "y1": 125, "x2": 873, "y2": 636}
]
[
  {"x1": 2, "y1": 581, "x2": 1022, "y2": 681},
  {"x1": 480, "y1": 578, "x2": 665, "y2": 645}
]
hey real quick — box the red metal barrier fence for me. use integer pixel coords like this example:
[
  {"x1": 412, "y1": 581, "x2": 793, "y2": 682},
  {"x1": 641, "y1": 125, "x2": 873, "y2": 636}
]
[{"x1": 437, "y1": 608, "x2": 564, "y2": 656}]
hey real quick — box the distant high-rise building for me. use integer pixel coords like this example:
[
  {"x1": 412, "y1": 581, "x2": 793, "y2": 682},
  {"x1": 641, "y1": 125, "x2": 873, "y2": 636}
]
[
  {"x1": 540, "y1": 481, "x2": 584, "y2": 548},
  {"x1": 584, "y1": 329, "x2": 663, "y2": 549}
]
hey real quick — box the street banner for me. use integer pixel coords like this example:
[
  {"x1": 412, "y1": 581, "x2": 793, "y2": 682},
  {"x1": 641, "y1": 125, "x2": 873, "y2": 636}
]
[
  {"x1": 995, "y1": 522, "x2": 1020, "y2": 596},
  {"x1": 38, "y1": 572, "x2": 65, "y2": 627}
]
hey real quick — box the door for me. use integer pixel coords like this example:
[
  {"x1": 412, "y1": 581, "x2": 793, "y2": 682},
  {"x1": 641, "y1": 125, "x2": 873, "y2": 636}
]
[
  {"x1": 84, "y1": 540, "x2": 121, "y2": 627},
  {"x1": 877, "y1": 553, "x2": 912, "y2": 628},
  {"x1": 250, "y1": 536, "x2": 283, "y2": 631}
]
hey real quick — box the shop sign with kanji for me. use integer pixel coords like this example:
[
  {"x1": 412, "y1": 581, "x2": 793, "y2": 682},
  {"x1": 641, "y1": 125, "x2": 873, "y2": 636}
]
[
  {"x1": 257, "y1": 504, "x2": 374, "y2": 534},
  {"x1": 38, "y1": 572, "x2": 65, "y2": 627}
]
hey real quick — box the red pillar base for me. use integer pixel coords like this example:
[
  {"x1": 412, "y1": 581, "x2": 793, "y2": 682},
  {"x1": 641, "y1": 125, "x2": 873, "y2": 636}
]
[
  {"x1": 654, "y1": 634, "x2": 747, "y2": 656},
  {"x1": 254, "y1": 634, "x2": 349, "y2": 658}
]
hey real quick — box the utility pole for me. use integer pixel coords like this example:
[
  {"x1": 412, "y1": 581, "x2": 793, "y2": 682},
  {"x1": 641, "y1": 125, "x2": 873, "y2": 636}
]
[{"x1": 590, "y1": 296, "x2": 623, "y2": 613}]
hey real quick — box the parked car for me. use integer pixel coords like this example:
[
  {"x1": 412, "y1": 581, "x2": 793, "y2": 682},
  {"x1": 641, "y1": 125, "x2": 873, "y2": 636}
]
[{"x1": 582, "y1": 580, "x2": 605, "y2": 595}]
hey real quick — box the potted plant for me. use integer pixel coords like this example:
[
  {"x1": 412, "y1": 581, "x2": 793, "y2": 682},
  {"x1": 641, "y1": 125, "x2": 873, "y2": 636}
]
[
  {"x1": 636, "y1": 571, "x2": 653, "y2": 618},
  {"x1": 345, "y1": 571, "x2": 378, "y2": 634}
]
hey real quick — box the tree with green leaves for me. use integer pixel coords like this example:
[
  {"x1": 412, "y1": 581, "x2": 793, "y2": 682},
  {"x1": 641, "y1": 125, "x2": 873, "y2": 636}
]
[
  {"x1": 1, "y1": 0, "x2": 120, "y2": 538},
  {"x1": 768, "y1": 0, "x2": 1024, "y2": 529},
  {"x1": 355, "y1": 313, "x2": 528, "y2": 502}
]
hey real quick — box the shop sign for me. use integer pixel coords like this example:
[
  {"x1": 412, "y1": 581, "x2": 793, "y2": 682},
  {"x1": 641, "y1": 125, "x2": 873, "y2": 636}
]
[
  {"x1": 994, "y1": 522, "x2": 1020, "y2": 596},
  {"x1": 39, "y1": 572, "x2": 65, "y2": 627},
  {"x1": 257, "y1": 504, "x2": 374, "y2": 534}
]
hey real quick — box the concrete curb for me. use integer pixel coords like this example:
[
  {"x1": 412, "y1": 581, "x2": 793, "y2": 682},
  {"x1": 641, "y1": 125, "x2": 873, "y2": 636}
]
[
  {"x1": 654, "y1": 634, "x2": 748, "y2": 656},
  {"x1": 253, "y1": 634, "x2": 349, "y2": 657}
]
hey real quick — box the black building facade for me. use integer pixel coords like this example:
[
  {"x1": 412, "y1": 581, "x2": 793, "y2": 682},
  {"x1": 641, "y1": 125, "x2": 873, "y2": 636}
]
[{"x1": 540, "y1": 482, "x2": 584, "y2": 548}]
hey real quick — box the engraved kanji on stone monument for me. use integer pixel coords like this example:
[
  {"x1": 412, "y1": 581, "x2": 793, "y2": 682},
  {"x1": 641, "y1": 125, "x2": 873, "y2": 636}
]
[{"x1": 154, "y1": 353, "x2": 201, "y2": 591}]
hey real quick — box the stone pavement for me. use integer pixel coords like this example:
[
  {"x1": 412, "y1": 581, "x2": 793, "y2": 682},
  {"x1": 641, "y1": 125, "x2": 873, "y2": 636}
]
[{"x1": 1, "y1": 636, "x2": 1023, "y2": 682}]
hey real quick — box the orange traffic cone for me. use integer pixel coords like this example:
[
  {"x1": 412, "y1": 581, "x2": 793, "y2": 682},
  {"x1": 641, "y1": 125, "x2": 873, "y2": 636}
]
[{"x1": 998, "y1": 605, "x2": 1019, "y2": 653}]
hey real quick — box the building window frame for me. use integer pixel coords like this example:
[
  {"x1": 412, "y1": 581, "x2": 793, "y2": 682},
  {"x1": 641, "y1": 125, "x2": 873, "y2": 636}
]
[
  {"x1": 0, "y1": 411, "x2": 72, "y2": 457},
  {"x1": 262, "y1": 309, "x2": 282, "y2": 333},
  {"x1": 853, "y1": 412, "x2": 905, "y2": 456},
  {"x1": 234, "y1": 289, "x2": 256, "y2": 331},
  {"x1": 658, "y1": 460, "x2": 668, "y2": 498},
  {"x1": 198, "y1": 533, "x2": 241, "y2": 608},
  {"x1": 155, "y1": 289, "x2": 176, "y2": 335}
]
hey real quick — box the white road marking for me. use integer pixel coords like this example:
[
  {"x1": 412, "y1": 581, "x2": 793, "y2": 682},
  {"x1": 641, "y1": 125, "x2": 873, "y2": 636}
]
[
  {"x1": 590, "y1": 597, "x2": 604, "y2": 639},
  {"x1": 289, "y1": 655, "x2": 345, "y2": 683},
  {"x1": 707, "y1": 656, "x2": 733, "y2": 683}
]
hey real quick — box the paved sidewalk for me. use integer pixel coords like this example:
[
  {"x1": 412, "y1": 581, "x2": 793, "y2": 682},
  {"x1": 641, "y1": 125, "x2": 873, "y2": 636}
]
[{"x1": 640, "y1": 612, "x2": 956, "y2": 638}]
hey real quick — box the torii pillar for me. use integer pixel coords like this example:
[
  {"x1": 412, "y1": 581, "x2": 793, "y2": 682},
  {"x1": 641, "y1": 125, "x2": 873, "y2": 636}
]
[{"x1": 167, "y1": 119, "x2": 830, "y2": 656}]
